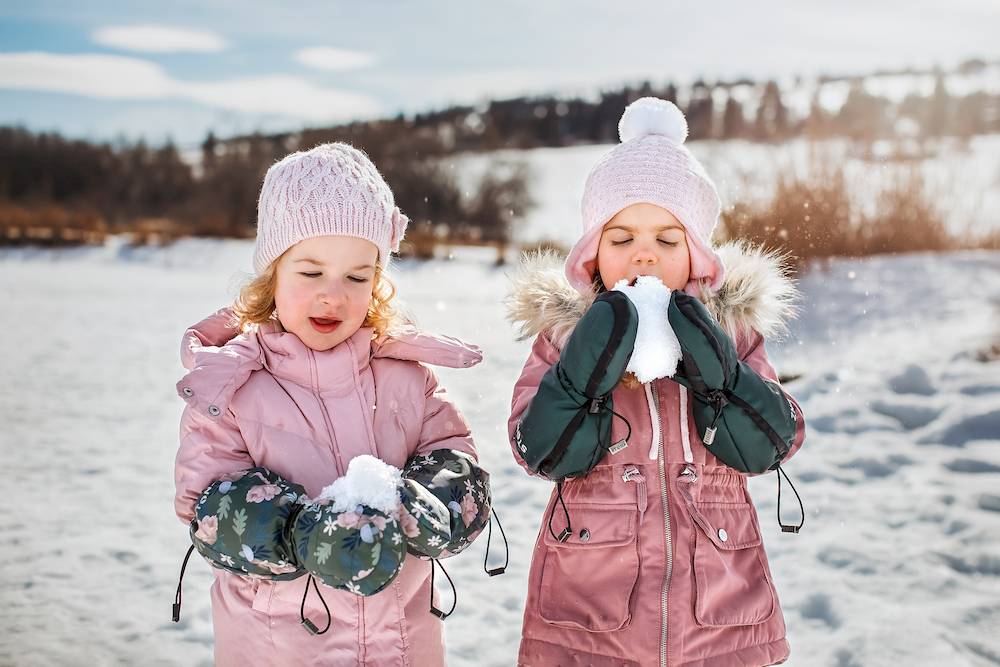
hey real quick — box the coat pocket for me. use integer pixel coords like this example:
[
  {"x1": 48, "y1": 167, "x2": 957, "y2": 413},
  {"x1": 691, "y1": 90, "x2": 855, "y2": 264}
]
[
  {"x1": 537, "y1": 502, "x2": 640, "y2": 632},
  {"x1": 688, "y1": 500, "x2": 775, "y2": 627}
]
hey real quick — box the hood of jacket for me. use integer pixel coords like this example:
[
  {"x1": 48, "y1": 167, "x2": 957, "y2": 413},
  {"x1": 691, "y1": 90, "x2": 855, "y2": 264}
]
[
  {"x1": 176, "y1": 309, "x2": 482, "y2": 414},
  {"x1": 504, "y1": 239, "x2": 800, "y2": 348}
]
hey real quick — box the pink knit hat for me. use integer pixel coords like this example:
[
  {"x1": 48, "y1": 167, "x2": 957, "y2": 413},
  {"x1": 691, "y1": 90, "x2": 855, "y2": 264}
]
[
  {"x1": 565, "y1": 97, "x2": 726, "y2": 296},
  {"x1": 252, "y1": 142, "x2": 409, "y2": 274}
]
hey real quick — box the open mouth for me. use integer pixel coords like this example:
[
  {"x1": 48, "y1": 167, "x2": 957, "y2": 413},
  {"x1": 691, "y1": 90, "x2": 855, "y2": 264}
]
[{"x1": 309, "y1": 317, "x2": 342, "y2": 334}]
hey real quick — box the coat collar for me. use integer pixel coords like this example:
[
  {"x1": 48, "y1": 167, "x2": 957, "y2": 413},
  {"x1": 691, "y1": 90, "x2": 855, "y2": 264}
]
[{"x1": 176, "y1": 310, "x2": 482, "y2": 413}]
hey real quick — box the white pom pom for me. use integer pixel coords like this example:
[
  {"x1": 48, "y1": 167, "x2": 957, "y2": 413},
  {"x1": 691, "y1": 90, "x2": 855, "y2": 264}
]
[{"x1": 618, "y1": 97, "x2": 688, "y2": 145}]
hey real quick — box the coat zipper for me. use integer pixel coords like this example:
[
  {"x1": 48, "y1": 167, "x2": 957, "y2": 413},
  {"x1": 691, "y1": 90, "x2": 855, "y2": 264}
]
[
  {"x1": 652, "y1": 382, "x2": 672, "y2": 667},
  {"x1": 306, "y1": 349, "x2": 345, "y2": 478},
  {"x1": 306, "y1": 348, "x2": 361, "y2": 654}
]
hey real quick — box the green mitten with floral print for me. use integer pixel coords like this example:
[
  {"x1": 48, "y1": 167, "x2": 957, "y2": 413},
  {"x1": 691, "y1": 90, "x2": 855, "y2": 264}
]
[
  {"x1": 398, "y1": 450, "x2": 492, "y2": 559},
  {"x1": 190, "y1": 457, "x2": 407, "y2": 596},
  {"x1": 190, "y1": 468, "x2": 307, "y2": 580},
  {"x1": 293, "y1": 456, "x2": 406, "y2": 596}
]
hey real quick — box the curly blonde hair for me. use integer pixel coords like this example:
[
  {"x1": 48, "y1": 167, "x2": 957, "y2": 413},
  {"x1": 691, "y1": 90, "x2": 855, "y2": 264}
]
[{"x1": 232, "y1": 252, "x2": 399, "y2": 337}]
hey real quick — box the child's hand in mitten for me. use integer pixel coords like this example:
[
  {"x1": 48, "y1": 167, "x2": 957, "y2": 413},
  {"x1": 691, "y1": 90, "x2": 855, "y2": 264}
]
[
  {"x1": 296, "y1": 455, "x2": 407, "y2": 596},
  {"x1": 398, "y1": 449, "x2": 492, "y2": 559},
  {"x1": 190, "y1": 468, "x2": 307, "y2": 579}
]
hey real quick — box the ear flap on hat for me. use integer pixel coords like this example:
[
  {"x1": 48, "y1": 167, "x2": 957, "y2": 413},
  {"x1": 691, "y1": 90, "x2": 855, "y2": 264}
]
[{"x1": 390, "y1": 207, "x2": 409, "y2": 253}]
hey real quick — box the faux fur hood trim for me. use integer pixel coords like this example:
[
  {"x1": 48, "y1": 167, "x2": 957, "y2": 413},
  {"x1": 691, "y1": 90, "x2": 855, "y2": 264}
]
[{"x1": 504, "y1": 240, "x2": 800, "y2": 348}]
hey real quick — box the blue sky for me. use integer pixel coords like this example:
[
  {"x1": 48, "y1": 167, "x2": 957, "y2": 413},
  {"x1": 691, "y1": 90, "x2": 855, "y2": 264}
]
[{"x1": 1, "y1": 0, "x2": 997, "y2": 148}]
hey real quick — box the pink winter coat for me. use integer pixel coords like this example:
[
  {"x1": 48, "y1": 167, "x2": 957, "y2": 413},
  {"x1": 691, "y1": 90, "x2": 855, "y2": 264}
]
[
  {"x1": 506, "y1": 244, "x2": 808, "y2": 667},
  {"x1": 174, "y1": 309, "x2": 482, "y2": 666}
]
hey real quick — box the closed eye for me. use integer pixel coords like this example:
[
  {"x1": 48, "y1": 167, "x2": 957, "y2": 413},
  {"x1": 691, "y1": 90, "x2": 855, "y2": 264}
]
[
  {"x1": 347, "y1": 276, "x2": 369, "y2": 283},
  {"x1": 659, "y1": 239, "x2": 680, "y2": 246},
  {"x1": 299, "y1": 272, "x2": 321, "y2": 278},
  {"x1": 611, "y1": 239, "x2": 632, "y2": 246}
]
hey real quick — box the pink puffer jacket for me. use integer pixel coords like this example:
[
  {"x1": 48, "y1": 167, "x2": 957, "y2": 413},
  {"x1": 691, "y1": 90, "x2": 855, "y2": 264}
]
[
  {"x1": 506, "y1": 245, "x2": 807, "y2": 667},
  {"x1": 174, "y1": 309, "x2": 482, "y2": 666}
]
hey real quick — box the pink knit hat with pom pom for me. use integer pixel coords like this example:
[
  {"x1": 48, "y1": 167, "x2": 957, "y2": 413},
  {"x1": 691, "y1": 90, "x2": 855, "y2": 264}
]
[
  {"x1": 253, "y1": 142, "x2": 409, "y2": 274},
  {"x1": 565, "y1": 97, "x2": 726, "y2": 296}
]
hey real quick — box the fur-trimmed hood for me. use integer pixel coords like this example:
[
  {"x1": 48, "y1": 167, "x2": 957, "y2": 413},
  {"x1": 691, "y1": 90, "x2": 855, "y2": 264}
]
[{"x1": 504, "y1": 240, "x2": 800, "y2": 348}]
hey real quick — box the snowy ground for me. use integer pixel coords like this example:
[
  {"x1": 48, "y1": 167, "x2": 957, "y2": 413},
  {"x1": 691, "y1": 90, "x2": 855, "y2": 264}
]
[{"x1": 2, "y1": 238, "x2": 999, "y2": 666}]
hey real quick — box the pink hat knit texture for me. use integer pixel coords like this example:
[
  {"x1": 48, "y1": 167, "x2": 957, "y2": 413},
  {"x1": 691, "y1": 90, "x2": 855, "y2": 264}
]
[
  {"x1": 565, "y1": 97, "x2": 726, "y2": 295},
  {"x1": 253, "y1": 142, "x2": 409, "y2": 274}
]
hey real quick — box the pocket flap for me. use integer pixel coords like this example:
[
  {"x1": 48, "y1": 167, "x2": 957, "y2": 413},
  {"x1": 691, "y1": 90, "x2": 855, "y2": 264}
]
[
  {"x1": 690, "y1": 501, "x2": 761, "y2": 551},
  {"x1": 543, "y1": 503, "x2": 637, "y2": 548}
]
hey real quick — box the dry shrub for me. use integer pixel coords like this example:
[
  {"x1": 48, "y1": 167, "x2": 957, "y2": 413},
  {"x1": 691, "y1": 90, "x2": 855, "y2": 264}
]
[{"x1": 719, "y1": 153, "x2": 955, "y2": 266}]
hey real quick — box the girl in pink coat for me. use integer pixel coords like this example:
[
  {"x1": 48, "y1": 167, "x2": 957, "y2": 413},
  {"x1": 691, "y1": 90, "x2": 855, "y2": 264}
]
[
  {"x1": 506, "y1": 99, "x2": 807, "y2": 666},
  {"x1": 173, "y1": 143, "x2": 493, "y2": 666}
]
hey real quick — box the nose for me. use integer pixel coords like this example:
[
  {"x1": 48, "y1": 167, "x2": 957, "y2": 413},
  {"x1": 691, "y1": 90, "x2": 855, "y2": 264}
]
[
  {"x1": 318, "y1": 281, "x2": 347, "y2": 307},
  {"x1": 631, "y1": 245, "x2": 658, "y2": 267}
]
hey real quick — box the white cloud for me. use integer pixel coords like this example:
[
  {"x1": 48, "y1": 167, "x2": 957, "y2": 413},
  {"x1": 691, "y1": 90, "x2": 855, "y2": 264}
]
[
  {"x1": 185, "y1": 75, "x2": 381, "y2": 121},
  {"x1": 294, "y1": 47, "x2": 376, "y2": 71},
  {"x1": 0, "y1": 52, "x2": 381, "y2": 122},
  {"x1": 92, "y1": 24, "x2": 228, "y2": 53},
  {"x1": 0, "y1": 52, "x2": 173, "y2": 98}
]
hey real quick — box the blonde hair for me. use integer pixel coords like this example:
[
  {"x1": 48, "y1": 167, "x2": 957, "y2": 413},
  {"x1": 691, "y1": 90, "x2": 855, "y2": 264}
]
[{"x1": 232, "y1": 251, "x2": 399, "y2": 337}]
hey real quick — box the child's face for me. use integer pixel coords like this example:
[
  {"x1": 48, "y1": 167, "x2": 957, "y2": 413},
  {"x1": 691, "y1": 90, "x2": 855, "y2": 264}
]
[
  {"x1": 273, "y1": 235, "x2": 379, "y2": 351},
  {"x1": 596, "y1": 203, "x2": 691, "y2": 290}
]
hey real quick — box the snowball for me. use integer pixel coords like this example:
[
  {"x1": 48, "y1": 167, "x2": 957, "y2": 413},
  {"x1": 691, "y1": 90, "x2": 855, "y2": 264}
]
[
  {"x1": 613, "y1": 276, "x2": 682, "y2": 383},
  {"x1": 618, "y1": 97, "x2": 688, "y2": 145},
  {"x1": 315, "y1": 455, "x2": 402, "y2": 515}
]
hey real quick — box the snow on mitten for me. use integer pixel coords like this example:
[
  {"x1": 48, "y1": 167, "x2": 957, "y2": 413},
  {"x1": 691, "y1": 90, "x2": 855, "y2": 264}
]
[
  {"x1": 613, "y1": 276, "x2": 682, "y2": 383},
  {"x1": 295, "y1": 455, "x2": 407, "y2": 596}
]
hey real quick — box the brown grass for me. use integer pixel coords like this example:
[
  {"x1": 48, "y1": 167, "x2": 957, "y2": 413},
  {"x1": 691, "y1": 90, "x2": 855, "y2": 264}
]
[{"x1": 717, "y1": 155, "x2": 966, "y2": 268}]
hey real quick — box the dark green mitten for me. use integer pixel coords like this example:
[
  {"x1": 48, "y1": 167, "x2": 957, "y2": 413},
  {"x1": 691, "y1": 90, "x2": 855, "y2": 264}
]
[
  {"x1": 515, "y1": 290, "x2": 639, "y2": 480},
  {"x1": 667, "y1": 291, "x2": 797, "y2": 473}
]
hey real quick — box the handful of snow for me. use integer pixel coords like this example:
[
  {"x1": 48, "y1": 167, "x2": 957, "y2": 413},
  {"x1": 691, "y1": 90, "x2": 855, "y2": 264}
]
[
  {"x1": 313, "y1": 455, "x2": 403, "y2": 516},
  {"x1": 613, "y1": 276, "x2": 682, "y2": 384}
]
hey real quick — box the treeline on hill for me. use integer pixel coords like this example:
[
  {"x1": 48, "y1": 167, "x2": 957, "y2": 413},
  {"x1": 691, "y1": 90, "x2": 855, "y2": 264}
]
[
  {"x1": 0, "y1": 122, "x2": 532, "y2": 259},
  {"x1": 407, "y1": 60, "x2": 999, "y2": 150},
  {"x1": 0, "y1": 58, "x2": 996, "y2": 258}
]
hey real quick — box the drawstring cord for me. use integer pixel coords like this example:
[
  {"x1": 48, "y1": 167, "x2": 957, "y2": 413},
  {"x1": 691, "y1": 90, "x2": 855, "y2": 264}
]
[
  {"x1": 546, "y1": 481, "x2": 572, "y2": 543},
  {"x1": 172, "y1": 544, "x2": 196, "y2": 622},
  {"x1": 606, "y1": 404, "x2": 632, "y2": 453},
  {"x1": 776, "y1": 464, "x2": 805, "y2": 533},
  {"x1": 484, "y1": 507, "x2": 509, "y2": 576},
  {"x1": 300, "y1": 574, "x2": 331, "y2": 635},
  {"x1": 429, "y1": 558, "x2": 457, "y2": 619}
]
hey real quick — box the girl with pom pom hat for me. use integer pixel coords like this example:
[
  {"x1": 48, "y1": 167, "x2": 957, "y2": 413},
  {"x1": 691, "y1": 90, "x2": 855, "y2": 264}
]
[
  {"x1": 566, "y1": 97, "x2": 726, "y2": 297},
  {"x1": 504, "y1": 99, "x2": 809, "y2": 666}
]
